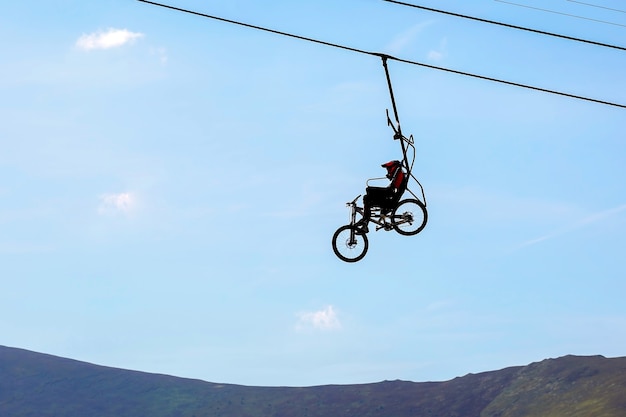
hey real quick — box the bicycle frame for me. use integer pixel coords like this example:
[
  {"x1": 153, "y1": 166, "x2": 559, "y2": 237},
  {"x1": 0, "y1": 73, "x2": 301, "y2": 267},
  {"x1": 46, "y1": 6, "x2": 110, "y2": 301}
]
[{"x1": 346, "y1": 195, "x2": 395, "y2": 232}]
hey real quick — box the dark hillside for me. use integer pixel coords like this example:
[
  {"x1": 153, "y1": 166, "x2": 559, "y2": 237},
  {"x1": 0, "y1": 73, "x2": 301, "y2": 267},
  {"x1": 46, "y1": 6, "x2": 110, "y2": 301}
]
[
  {"x1": 482, "y1": 355, "x2": 626, "y2": 417},
  {"x1": 1, "y1": 345, "x2": 624, "y2": 417}
]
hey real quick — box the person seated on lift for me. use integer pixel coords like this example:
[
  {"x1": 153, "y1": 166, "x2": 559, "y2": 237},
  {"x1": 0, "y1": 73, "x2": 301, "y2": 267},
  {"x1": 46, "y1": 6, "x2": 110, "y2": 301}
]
[{"x1": 357, "y1": 160, "x2": 406, "y2": 233}]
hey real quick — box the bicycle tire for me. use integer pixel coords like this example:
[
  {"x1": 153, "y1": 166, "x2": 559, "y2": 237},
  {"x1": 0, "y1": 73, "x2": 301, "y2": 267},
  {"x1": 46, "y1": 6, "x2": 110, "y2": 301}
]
[
  {"x1": 332, "y1": 225, "x2": 369, "y2": 262},
  {"x1": 391, "y1": 199, "x2": 428, "y2": 236}
]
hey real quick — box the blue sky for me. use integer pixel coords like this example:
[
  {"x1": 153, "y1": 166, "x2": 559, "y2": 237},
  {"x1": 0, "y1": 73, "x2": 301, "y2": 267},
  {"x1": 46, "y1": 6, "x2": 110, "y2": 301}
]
[{"x1": 1, "y1": 0, "x2": 625, "y2": 387}]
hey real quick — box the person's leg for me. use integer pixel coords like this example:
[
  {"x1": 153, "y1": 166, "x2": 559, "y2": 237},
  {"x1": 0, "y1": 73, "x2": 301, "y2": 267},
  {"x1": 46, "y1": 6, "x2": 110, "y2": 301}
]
[
  {"x1": 359, "y1": 187, "x2": 385, "y2": 232},
  {"x1": 362, "y1": 194, "x2": 371, "y2": 221},
  {"x1": 365, "y1": 187, "x2": 388, "y2": 210}
]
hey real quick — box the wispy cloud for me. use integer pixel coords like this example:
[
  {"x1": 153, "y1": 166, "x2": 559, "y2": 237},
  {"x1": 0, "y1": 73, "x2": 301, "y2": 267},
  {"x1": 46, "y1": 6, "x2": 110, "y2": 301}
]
[
  {"x1": 98, "y1": 192, "x2": 135, "y2": 215},
  {"x1": 427, "y1": 38, "x2": 448, "y2": 62},
  {"x1": 519, "y1": 203, "x2": 626, "y2": 248},
  {"x1": 386, "y1": 22, "x2": 432, "y2": 55},
  {"x1": 76, "y1": 28, "x2": 144, "y2": 51},
  {"x1": 296, "y1": 305, "x2": 342, "y2": 331},
  {"x1": 434, "y1": 185, "x2": 577, "y2": 222},
  {"x1": 150, "y1": 47, "x2": 168, "y2": 64}
]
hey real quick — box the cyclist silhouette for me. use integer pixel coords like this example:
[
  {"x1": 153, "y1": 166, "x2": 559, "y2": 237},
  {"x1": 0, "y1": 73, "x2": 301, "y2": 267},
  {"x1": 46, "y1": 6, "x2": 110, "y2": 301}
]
[{"x1": 357, "y1": 160, "x2": 406, "y2": 233}]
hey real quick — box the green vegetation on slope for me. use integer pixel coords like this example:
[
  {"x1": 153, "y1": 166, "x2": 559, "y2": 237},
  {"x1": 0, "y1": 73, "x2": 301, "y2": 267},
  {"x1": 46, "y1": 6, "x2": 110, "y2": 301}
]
[
  {"x1": 481, "y1": 355, "x2": 626, "y2": 417},
  {"x1": 1, "y1": 346, "x2": 625, "y2": 417}
]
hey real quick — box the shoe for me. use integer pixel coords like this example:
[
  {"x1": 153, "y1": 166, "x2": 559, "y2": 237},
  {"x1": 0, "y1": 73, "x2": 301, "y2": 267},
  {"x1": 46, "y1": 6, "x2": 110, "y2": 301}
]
[{"x1": 355, "y1": 220, "x2": 369, "y2": 234}]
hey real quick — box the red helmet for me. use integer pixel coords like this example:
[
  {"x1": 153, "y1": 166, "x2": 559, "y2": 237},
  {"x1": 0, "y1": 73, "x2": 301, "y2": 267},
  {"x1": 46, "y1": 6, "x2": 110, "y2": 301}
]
[{"x1": 381, "y1": 160, "x2": 401, "y2": 179}]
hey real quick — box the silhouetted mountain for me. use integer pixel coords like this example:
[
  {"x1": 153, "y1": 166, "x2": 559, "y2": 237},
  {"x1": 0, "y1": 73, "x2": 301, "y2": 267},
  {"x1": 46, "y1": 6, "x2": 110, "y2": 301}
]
[{"x1": 1, "y1": 345, "x2": 625, "y2": 416}]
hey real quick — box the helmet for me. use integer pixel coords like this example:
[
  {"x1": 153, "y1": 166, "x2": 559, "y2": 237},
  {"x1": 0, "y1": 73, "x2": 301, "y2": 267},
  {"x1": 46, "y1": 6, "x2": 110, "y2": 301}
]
[{"x1": 381, "y1": 160, "x2": 401, "y2": 179}]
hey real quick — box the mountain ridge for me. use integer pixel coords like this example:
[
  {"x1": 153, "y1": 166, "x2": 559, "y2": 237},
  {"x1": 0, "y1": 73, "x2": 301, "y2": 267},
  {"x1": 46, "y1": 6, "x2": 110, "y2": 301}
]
[{"x1": 1, "y1": 345, "x2": 625, "y2": 417}]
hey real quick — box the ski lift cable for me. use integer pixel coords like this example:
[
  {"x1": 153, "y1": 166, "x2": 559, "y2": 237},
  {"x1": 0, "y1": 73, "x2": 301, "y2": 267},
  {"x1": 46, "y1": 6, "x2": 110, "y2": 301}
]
[
  {"x1": 137, "y1": 0, "x2": 626, "y2": 110},
  {"x1": 137, "y1": 0, "x2": 372, "y2": 56},
  {"x1": 567, "y1": 0, "x2": 626, "y2": 14},
  {"x1": 384, "y1": 0, "x2": 626, "y2": 51},
  {"x1": 494, "y1": 0, "x2": 626, "y2": 28}
]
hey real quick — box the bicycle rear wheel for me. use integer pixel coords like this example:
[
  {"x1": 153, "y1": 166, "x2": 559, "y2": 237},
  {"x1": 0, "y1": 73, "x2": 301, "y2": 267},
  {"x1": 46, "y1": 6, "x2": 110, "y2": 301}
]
[
  {"x1": 391, "y1": 199, "x2": 428, "y2": 236},
  {"x1": 332, "y1": 225, "x2": 369, "y2": 262}
]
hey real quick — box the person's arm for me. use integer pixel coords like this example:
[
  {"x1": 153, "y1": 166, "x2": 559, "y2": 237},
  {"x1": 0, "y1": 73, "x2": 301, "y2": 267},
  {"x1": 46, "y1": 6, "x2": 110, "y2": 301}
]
[{"x1": 390, "y1": 168, "x2": 404, "y2": 191}]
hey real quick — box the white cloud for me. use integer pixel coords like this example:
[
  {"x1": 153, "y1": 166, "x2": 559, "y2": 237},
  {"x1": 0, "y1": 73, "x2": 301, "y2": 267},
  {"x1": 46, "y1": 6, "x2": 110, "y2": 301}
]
[
  {"x1": 296, "y1": 305, "x2": 342, "y2": 331},
  {"x1": 76, "y1": 28, "x2": 144, "y2": 51},
  {"x1": 98, "y1": 192, "x2": 135, "y2": 215}
]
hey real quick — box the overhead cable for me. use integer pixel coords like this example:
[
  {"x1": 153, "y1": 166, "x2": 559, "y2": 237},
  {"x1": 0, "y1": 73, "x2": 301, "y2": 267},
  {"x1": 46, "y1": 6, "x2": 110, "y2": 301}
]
[
  {"x1": 137, "y1": 0, "x2": 626, "y2": 109},
  {"x1": 495, "y1": 0, "x2": 626, "y2": 28},
  {"x1": 567, "y1": 0, "x2": 626, "y2": 14},
  {"x1": 137, "y1": 0, "x2": 370, "y2": 56},
  {"x1": 383, "y1": 0, "x2": 626, "y2": 51}
]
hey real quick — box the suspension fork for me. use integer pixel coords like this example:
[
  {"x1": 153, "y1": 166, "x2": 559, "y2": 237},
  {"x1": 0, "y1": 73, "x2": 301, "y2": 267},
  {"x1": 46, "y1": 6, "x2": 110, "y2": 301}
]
[
  {"x1": 347, "y1": 195, "x2": 362, "y2": 226},
  {"x1": 347, "y1": 195, "x2": 362, "y2": 242}
]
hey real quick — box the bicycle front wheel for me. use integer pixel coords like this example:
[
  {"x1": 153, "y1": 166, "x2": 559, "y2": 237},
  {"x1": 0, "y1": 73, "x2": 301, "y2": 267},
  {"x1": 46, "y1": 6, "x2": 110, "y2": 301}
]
[
  {"x1": 391, "y1": 199, "x2": 428, "y2": 236},
  {"x1": 332, "y1": 225, "x2": 369, "y2": 263}
]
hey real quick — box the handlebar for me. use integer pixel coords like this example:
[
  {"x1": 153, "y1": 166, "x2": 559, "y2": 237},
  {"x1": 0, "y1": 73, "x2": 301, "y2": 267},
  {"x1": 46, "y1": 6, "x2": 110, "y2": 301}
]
[{"x1": 347, "y1": 194, "x2": 361, "y2": 206}]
